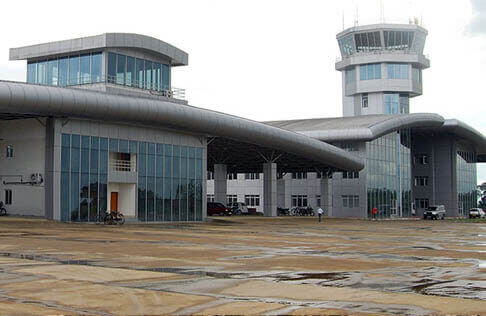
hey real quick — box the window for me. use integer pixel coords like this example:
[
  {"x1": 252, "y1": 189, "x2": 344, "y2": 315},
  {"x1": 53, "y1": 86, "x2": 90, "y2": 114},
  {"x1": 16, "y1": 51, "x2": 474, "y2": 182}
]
[
  {"x1": 360, "y1": 63, "x2": 381, "y2": 80},
  {"x1": 245, "y1": 195, "x2": 260, "y2": 206},
  {"x1": 68, "y1": 56, "x2": 79, "y2": 85},
  {"x1": 207, "y1": 171, "x2": 214, "y2": 180},
  {"x1": 27, "y1": 62, "x2": 36, "y2": 84},
  {"x1": 384, "y1": 93, "x2": 400, "y2": 114},
  {"x1": 354, "y1": 31, "x2": 382, "y2": 52},
  {"x1": 245, "y1": 173, "x2": 260, "y2": 180},
  {"x1": 414, "y1": 176, "x2": 429, "y2": 186},
  {"x1": 342, "y1": 195, "x2": 359, "y2": 208},
  {"x1": 227, "y1": 172, "x2": 238, "y2": 180},
  {"x1": 414, "y1": 154, "x2": 428, "y2": 165},
  {"x1": 361, "y1": 93, "x2": 368, "y2": 108},
  {"x1": 91, "y1": 53, "x2": 102, "y2": 83},
  {"x1": 58, "y1": 57, "x2": 68, "y2": 86},
  {"x1": 80, "y1": 54, "x2": 90, "y2": 84},
  {"x1": 338, "y1": 142, "x2": 359, "y2": 152},
  {"x1": 291, "y1": 195, "x2": 308, "y2": 207},
  {"x1": 116, "y1": 54, "x2": 126, "y2": 85},
  {"x1": 338, "y1": 35, "x2": 355, "y2": 56},
  {"x1": 415, "y1": 198, "x2": 429, "y2": 209},
  {"x1": 387, "y1": 63, "x2": 409, "y2": 79},
  {"x1": 384, "y1": 31, "x2": 414, "y2": 50},
  {"x1": 6, "y1": 145, "x2": 13, "y2": 158},
  {"x1": 4, "y1": 189, "x2": 12, "y2": 205},
  {"x1": 47, "y1": 59, "x2": 58, "y2": 86},
  {"x1": 292, "y1": 172, "x2": 307, "y2": 179},
  {"x1": 342, "y1": 171, "x2": 359, "y2": 179},
  {"x1": 412, "y1": 66, "x2": 422, "y2": 83},
  {"x1": 316, "y1": 195, "x2": 321, "y2": 206},
  {"x1": 207, "y1": 194, "x2": 214, "y2": 202},
  {"x1": 345, "y1": 67, "x2": 356, "y2": 84},
  {"x1": 227, "y1": 194, "x2": 237, "y2": 205}
]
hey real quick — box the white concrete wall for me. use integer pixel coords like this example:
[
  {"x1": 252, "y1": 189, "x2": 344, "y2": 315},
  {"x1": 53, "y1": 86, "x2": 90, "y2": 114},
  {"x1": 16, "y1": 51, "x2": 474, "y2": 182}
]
[
  {"x1": 108, "y1": 183, "x2": 136, "y2": 218},
  {"x1": 0, "y1": 119, "x2": 46, "y2": 217}
]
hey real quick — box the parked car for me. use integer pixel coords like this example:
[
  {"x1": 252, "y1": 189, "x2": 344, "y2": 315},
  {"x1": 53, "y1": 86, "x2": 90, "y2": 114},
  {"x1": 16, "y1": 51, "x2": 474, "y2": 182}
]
[
  {"x1": 207, "y1": 202, "x2": 232, "y2": 216},
  {"x1": 229, "y1": 202, "x2": 249, "y2": 215},
  {"x1": 468, "y1": 208, "x2": 485, "y2": 219},
  {"x1": 423, "y1": 205, "x2": 446, "y2": 220}
]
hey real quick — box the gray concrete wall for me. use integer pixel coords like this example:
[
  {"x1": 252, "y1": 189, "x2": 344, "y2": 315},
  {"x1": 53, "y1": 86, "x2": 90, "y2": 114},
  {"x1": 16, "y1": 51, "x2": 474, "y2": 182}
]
[{"x1": 0, "y1": 119, "x2": 46, "y2": 217}]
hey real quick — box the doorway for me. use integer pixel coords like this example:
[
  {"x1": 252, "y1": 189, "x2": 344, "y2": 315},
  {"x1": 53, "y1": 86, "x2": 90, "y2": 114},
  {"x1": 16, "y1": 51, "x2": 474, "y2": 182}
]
[{"x1": 110, "y1": 192, "x2": 118, "y2": 212}]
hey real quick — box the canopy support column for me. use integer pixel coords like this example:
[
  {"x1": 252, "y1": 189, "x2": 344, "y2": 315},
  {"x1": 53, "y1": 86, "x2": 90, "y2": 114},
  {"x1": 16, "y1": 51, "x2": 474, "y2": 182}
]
[
  {"x1": 214, "y1": 164, "x2": 227, "y2": 205},
  {"x1": 263, "y1": 162, "x2": 277, "y2": 217}
]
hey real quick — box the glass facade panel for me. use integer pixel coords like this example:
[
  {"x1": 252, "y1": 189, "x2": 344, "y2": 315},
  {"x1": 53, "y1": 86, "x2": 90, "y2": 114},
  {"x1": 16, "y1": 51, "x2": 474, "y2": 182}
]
[
  {"x1": 384, "y1": 93, "x2": 399, "y2": 114},
  {"x1": 91, "y1": 53, "x2": 102, "y2": 83},
  {"x1": 116, "y1": 54, "x2": 126, "y2": 85},
  {"x1": 457, "y1": 150, "x2": 477, "y2": 215},
  {"x1": 136, "y1": 58, "x2": 144, "y2": 89},
  {"x1": 126, "y1": 56, "x2": 134, "y2": 87},
  {"x1": 145, "y1": 60, "x2": 152, "y2": 90},
  {"x1": 366, "y1": 130, "x2": 411, "y2": 218},
  {"x1": 338, "y1": 35, "x2": 355, "y2": 56},
  {"x1": 58, "y1": 57, "x2": 68, "y2": 86},
  {"x1": 68, "y1": 56, "x2": 79, "y2": 85},
  {"x1": 27, "y1": 62, "x2": 36, "y2": 84},
  {"x1": 162, "y1": 64, "x2": 170, "y2": 90},
  {"x1": 60, "y1": 133, "x2": 203, "y2": 222},
  {"x1": 80, "y1": 54, "x2": 91, "y2": 84},
  {"x1": 360, "y1": 63, "x2": 381, "y2": 80},
  {"x1": 37, "y1": 61, "x2": 47, "y2": 84},
  {"x1": 47, "y1": 59, "x2": 58, "y2": 86},
  {"x1": 154, "y1": 62, "x2": 161, "y2": 91},
  {"x1": 345, "y1": 67, "x2": 356, "y2": 84},
  {"x1": 387, "y1": 63, "x2": 409, "y2": 79},
  {"x1": 107, "y1": 52, "x2": 117, "y2": 83}
]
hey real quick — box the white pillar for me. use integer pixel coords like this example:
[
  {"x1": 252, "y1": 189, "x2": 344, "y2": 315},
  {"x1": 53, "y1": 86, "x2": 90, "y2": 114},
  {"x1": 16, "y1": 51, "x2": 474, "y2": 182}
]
[
  {"x1": 214, "y1": 164, "x2": 227, "y2": 205},
  {"x1": 320, "y1": 177, "x2": 333, "y2": 216},
  {"x1": 263, "y1": 162, "x2": 277, "y2": 217}
]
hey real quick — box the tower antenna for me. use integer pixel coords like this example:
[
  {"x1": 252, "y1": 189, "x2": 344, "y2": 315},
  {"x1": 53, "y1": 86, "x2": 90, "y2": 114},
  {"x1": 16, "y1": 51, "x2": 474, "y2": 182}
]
[
  {"x1": 380, "y1": 0, "x2": 385, "y2": 23},
  {"x1": 354, "y1": 5, "x2": 359, "y2": 26}
]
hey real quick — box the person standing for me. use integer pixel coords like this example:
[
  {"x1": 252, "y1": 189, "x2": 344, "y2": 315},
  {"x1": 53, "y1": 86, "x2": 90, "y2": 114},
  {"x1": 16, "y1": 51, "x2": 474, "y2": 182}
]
[{"x1": 317, "y1": 207, "x2": 324, "y2": 222}]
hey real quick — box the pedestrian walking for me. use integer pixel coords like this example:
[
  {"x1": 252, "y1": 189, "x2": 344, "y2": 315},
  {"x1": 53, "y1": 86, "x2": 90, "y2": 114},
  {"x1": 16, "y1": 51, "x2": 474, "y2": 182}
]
[
  {"x1": 372, "y1": 207, "x2": 378, "y2": 220},
  {"x1": 317, "y1": 207, "x2": 324, "y2": 222}
]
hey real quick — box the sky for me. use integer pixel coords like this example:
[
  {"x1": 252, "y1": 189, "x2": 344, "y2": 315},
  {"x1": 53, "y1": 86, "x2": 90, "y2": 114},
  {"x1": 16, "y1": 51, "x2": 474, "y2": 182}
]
[{"x1": 0, "y1": 0, "x2": 484, "y2": 184}]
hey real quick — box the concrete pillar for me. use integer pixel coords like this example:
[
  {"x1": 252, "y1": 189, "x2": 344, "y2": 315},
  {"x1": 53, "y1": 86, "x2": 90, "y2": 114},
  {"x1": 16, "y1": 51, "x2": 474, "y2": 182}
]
[
  {"x1": 214, "y1": 164, "x2": 227, "y2": 205},
  {"x1": 263, "y1": 162, "x2": 277, "y2": 217},
  {"x1": 320, "y1": 177, "x2": 333, "y2": 216}
]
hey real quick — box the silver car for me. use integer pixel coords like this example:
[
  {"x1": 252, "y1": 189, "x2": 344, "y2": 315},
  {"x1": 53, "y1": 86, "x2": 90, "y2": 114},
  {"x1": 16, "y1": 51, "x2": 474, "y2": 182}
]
[{"x1": 423, "y1": 205, "x2": 446, "y2": 220}]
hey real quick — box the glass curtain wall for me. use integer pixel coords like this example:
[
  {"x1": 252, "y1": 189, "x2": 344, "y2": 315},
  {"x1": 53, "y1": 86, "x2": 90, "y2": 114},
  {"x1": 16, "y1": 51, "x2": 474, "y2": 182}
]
[
  {"x1": 137, "y1": 142, "x2": 203, "y2": 222},
  {"x1": 27, "y1": 52, "x2": 102, "y2": 86},
  {"x1": 61, "y1": 133, "x2": 203, "y2": 222},
  {"x1": 106, "y1": 52, "x2": 170, "y2": 92},
  {"x1": 60, "y1": 134, "x2": 108, "y2": 222},
  {"x1": 366, "y1": 130, "x2": 411, "y2": 218},
  {"x1": 456, "y1": 150, "x2": 477, "y2": 215}
]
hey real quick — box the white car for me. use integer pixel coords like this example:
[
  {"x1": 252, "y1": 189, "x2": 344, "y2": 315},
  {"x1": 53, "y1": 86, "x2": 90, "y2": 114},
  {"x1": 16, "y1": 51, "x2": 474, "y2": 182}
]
[
  {"x1": 469, "y1": 208, "x2": 485, "y2": 219},
  {"x1": 229, "y1": 202, "x2": 249, "y2": 215}
]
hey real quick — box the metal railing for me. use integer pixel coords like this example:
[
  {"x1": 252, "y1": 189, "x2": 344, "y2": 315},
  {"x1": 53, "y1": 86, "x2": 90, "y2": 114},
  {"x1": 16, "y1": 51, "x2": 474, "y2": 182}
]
[
  {"x1": 47, "y1": 75, "x2": 186, "y2": 101},
  {"x1": 110, "y1": 159, "x2": 136, "y2": 172},
  {"x1": 336, "y1": 50, "x2": 430, "y2": 63}
]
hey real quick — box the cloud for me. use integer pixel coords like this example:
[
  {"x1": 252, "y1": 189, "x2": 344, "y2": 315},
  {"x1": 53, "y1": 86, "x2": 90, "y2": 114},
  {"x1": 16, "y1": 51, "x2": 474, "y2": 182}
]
[{"x1": 467, "y1": 0, "x2": 486, "y2": 36}]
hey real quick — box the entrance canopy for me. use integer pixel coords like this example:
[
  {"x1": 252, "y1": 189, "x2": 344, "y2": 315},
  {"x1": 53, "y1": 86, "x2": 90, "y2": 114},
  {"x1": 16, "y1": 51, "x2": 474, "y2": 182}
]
[{"x1": 0, "y1": 81, "x2": 364, "y2": 173}]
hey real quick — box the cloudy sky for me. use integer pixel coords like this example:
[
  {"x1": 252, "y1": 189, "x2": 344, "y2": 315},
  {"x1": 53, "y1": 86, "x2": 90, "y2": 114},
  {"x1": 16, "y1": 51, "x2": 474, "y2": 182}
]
[{"x1": 0, "y1": 0, "x2": 484, "y2": 183}]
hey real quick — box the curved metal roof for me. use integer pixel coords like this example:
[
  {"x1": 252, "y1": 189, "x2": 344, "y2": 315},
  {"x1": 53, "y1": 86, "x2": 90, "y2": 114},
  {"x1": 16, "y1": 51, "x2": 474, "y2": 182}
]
[
  {"x1": 442, "y1": 119, "x2": 486, "y2": 161},
  {"x1": 9, "y1": 33, "x2": 188, "y2": 66},
  {"x1": 0, "y1": 81, "x2": 364, "y2": 171},
  {"x1": 266, "y1": 113, "x2": 445, "y2": 142}
]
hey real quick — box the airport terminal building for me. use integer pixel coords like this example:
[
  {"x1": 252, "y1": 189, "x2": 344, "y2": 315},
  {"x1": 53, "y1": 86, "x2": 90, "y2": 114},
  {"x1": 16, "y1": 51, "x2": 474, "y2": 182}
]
[
  {"x1": 0, "y1": 33, "x2": 363, "y2": 222},
  {"x1": 208, "y1": 23, "x2": 485, "y2": 218}
]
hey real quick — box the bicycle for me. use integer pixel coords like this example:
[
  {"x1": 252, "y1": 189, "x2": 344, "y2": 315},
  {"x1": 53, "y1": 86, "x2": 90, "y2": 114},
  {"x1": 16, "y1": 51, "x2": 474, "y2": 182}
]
[{"x1": 102, "y1": 210, "x2": 125, "y2": 225}]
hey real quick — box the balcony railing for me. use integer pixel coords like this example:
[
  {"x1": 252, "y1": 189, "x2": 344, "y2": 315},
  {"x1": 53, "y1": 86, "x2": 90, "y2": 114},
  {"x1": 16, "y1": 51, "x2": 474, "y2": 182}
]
[{"x1": 110, "y1": 159, "x2": 136, "y2": 172}]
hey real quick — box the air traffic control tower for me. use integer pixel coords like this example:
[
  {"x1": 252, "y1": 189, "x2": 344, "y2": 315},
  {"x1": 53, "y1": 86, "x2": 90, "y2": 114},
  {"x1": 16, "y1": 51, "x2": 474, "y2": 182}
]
[{"x1": 335, "y1": 23, "x2": 430, "y2": 117}]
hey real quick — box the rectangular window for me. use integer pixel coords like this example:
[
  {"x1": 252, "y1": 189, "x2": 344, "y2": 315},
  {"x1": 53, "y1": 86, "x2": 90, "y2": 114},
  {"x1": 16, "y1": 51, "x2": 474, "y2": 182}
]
[
  {"x1": 80, "y1": 54, "x2": 91, "y2": 84},
  {"x1": 207, "y1": 194, "x2": 214, "y2": 203},
  {"x1": 162, "y1": 64, "x2": 170, "y2": 90},
  {"x1": 68, "y1": 56, "x2": 79, "y2": 85},
  {"x1": 27, "y1": 62, "x2": 36, "y2": 84},
  {"x1": 360, "y1": 63, "x2": 381, "y2": 80},
  {"x1": 126, "y1": 56, "x2": 135, "y2": 87},
  {"x1": 58, "y1": 57, "x2": 68, "y2": 86},
  {"x1": 4, "y1": 189, "x2": 12, "y2": 205},
  {"x1": 414, "y1": 154, "x2": 428, "y2": 165},
  {"x1": 244, "y1": 173, "x2": 260, "y2": 180},
  {"x1": 291, "y1": 195, "x2": 308, "y2": 207},
  {"x1": 387, "y1": 63, "x2": 409, "y2": 79},
  {"x1": 37, "y1": 61, "x2": 47, "y2": 84},
  {"x1": 47, "y1": 59, "x2": 58, "y2": 86},
  {"x1": 116, "y1": 54, "x2": 126, "y2": 85},
  {"x1": 227, "y1": 194, "x2": 237, "y2": 205},
  {"x1": 414, "y1": 176, "x2": 429, "y2": 186},
  {"x1": 207, "y1": 171, "x2": 214, "y2": 180},
  {"x1": 291, "y1": 172, "x2": 307, "y2": 179},
  {"x1": 345, "y1": 67, "x2": 356, "y2": 84},
  {"x1": 316, "y1": 195, "x2": 321, "y2": 206},
  {"x1": 245, "y1": 195, "x2": 260, "y2": 206},
  {"x1": 415, "y1": 198, "x2": 429, "y2": 209},
  {"x1": 361, "y1": 93, "x2": 368, "y2": 108},
  {"x1": 145, "y1": 60, "x2": 152, "y2": 90},
  {"x1": 342, "y1": 171, "x2": 359, "y2": 179},
  {"x1": 342, "y1": 195, "x2": 359, "y2": 208},
  {"x1": 227, "y1": 172, "x2": 238, "y2": 180},
  {"x1": 6, "y1": 145, "x2": 13, "y2": 158},
  {"x1": 91, "y1": 53, "x2": 102, "y2": 83}
]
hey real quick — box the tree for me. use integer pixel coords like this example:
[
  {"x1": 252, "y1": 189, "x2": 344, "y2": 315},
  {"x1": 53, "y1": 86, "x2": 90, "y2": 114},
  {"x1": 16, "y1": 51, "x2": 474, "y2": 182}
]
[{"x1": 478, "y1": 182, "x2": 486, "y2": 209}]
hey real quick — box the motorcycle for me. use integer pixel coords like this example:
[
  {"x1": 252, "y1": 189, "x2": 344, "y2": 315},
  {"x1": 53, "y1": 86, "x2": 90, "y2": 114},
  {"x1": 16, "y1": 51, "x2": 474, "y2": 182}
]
[
  {"x1": 0, "y1": 201, "x2": 7, "y2": 216},
  {"x1": 103, "y1": 210, "x2": 125, "y2": 225}
]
